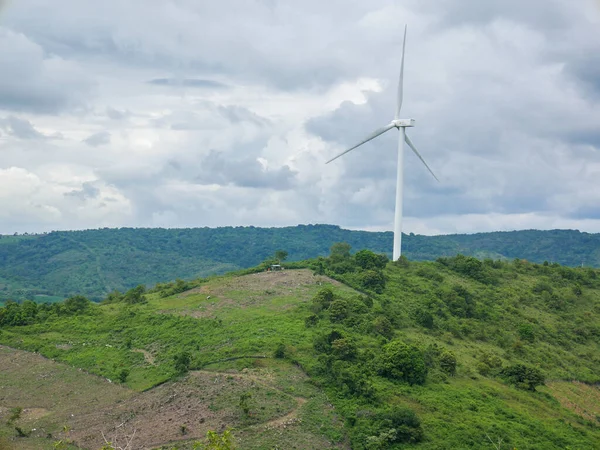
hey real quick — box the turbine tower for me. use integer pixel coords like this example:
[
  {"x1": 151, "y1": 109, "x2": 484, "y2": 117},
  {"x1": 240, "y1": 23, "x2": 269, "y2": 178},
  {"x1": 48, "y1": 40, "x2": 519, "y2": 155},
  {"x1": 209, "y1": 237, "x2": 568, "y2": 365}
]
[{"x1": 326, "y1": 26, "x2": 438, "y2": 261}]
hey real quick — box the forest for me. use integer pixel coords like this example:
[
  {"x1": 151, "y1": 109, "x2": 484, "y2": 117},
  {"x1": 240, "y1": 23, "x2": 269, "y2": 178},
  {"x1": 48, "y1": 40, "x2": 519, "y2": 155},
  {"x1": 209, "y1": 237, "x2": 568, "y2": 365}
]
[{"x1": 1, "y1": 225, "x2": 599, "y2": 303}]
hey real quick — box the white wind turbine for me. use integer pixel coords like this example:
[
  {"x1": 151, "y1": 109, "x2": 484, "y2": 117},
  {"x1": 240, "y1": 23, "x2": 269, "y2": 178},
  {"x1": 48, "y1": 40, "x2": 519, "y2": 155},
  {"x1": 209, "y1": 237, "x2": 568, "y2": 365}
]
[{"x1": 326, "y1": 26, "x2": 438, "y2": 261}]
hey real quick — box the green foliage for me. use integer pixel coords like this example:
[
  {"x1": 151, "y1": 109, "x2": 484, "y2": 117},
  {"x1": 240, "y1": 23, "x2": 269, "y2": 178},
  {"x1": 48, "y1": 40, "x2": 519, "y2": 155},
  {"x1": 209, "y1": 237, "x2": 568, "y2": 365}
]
[
  {"x1": 117, "y1": 368, "x2": 130, "y2": 383},
  {"x1": 194, "y1": 429, "x2": 235, "y2": 450},
  {"x1": 501, "y1": 364, "x2": 545, "y2": 391},
  {"x1": 173, "y1": 351, "x2": 191, "y2": 374},
  {"x1": 372, "y1": 316, "x2": 394, "y2": 339},
  {"x1": 273, "y1": 342, "x2": 286, "y2": 359},
  {"x1": 359, "y1": 270, "x2": 386, "y2": 294},
  {"x1": 6, "y1": 407, "x2": 22, "y2": 424},
  {"x1": 328, "y1": 299, "x2": 349, "y2": 322},
  {"x1": 376, "y1": 340, "x2": 428, "y2": 385},
  {"x1": 1, "y1": 253, "x2": 600, "y2": 449},
  {"x1": 439, "y1": 350, "x2": 457, "y2": 376},
  {"x1": 274, "y1": 250, "x2": 288, "y2": 262},
  {"x1": 2, "y1": 226, "x2": 600, "y2": 302},
  {"x1": 239, "y1": 391, "x2": 252, "y2": 417}
]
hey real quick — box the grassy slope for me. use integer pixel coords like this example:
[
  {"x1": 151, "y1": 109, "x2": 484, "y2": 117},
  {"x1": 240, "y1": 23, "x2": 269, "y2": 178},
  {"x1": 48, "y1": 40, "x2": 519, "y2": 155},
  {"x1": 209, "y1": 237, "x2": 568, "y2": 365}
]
[
  {"x1": 2, "y1": 226, "x2": 600, "y2": 302},
  {"x1": 0, "y1": 261, "x2": 599, "y2": 449}
]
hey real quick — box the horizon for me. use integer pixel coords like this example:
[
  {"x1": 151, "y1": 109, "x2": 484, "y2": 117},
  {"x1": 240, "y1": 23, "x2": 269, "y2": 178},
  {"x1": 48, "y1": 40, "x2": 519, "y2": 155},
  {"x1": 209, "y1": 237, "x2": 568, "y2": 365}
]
[{"x1": 1, "y1": 223, "x2": 594, "y2": 239}]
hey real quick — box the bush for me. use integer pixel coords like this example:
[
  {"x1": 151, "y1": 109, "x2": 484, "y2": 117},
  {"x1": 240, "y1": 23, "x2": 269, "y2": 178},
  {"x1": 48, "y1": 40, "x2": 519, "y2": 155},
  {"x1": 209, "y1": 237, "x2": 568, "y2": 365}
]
[
  {"x1": 311, "y1": 288, "x2": 335, "y2": 312},
  {"x1": 174, "y1": 351, "x2": 191, "y2": 374},
  {"x1": 328, "y1": 299, "x2": 349, "y2": 322},
  {"x1": 377, "y1": 341, "x2": 427, "y2": 385},
  {"x1": 372, "y1": 316, "x2": 394, "y2": 340},
  {"x1": 501, "y1": 364, "x2": 545, "y2": 391},
  {"x1": 331, "y1": 338, "x2": 357, "y2": 361},
  {"x1": 439, "y1": 351, "x2": 457, "y2": 375},
  {"x1": 360, "y1": 270, "x2": 386, "y2": 293},
  {"x1": 273, "y1": 343, "x2": 286, "y2": 359}
]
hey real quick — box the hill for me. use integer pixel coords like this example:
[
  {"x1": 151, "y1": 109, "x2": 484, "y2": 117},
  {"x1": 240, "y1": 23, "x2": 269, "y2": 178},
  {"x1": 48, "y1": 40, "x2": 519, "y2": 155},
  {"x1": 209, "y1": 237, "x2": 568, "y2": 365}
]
[
  {"x1": 1, "y1": 225, "x2": 600, "y2": 303},
  {"x1": 0, "y1": 254, "x2": 599, "y2": 449}
]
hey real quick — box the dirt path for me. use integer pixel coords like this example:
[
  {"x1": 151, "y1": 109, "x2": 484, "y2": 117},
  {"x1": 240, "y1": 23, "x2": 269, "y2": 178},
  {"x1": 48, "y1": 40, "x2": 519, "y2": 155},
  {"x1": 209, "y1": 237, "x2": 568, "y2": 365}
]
[
  {"x1": 193, "y1": 368, "x2": 308, "y2": 430},
  {"x1": 131, "y1": 348, "x2": 156, "y2": 365},
  {"x1": 261, "y1": 397, "x2": 307, "y2": 430}
]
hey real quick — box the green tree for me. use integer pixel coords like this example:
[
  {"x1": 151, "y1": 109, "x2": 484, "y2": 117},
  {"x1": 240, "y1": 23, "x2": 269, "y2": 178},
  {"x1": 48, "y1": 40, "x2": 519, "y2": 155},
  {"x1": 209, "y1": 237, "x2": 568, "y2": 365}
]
[
  {"x1": 377, "y1": 340, "x2": 428, "y2": 385},
  {"x1": 439, "y1": 351, "x2": 457, "y2": 375},
  {"x1": 501, "y1": 364, "x2": 545, "y2": 391},
  {"x1": 274, "y1": 250, "x2": 288, "y2": 263},
  {"x1": 355, "y1": 250, "x2": 388, "y2": 270},
  {"x1": 329, "y1": 299, "x2": 349, "y2": 322},
  {"x1": 330, "y1": 242, "x2": 352, "y2": 262},
  {"x1": 173, "y1": 351, "x2": 191, "y2": 374},
  {"x1": 63, "y1": 295, "x2": 90, "y2": 314}
]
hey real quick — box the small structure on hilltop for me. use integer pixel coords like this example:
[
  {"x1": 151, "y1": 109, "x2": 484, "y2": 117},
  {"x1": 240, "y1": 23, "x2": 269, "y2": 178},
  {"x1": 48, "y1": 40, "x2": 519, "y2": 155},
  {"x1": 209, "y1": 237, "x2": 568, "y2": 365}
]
[{"x1": 269, "y1": 264, "x2": 283, "y2": 271}]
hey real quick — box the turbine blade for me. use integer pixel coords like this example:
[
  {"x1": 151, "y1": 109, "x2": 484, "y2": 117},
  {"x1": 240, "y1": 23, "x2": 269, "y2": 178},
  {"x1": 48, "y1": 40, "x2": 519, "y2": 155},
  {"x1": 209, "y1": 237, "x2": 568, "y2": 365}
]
[
  {"x1": 395, "y1": 25, "x2": 407, "y2": 120},
  {"x1": 326, "y1": 123, "x2": 395, "y2": 164},
  {"x1": 405, "y1": 134, "x2": 439, "y2": 182}
]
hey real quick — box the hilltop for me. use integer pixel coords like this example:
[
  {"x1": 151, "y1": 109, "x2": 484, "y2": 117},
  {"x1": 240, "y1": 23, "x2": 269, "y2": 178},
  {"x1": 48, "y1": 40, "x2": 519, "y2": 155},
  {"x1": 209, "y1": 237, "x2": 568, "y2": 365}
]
[
  {"x1": 2, "y1": 225, "x2": 600, "y2": 303},
  {"x1": 0, "y1": 252, "x2": 599, "y2": 449}
]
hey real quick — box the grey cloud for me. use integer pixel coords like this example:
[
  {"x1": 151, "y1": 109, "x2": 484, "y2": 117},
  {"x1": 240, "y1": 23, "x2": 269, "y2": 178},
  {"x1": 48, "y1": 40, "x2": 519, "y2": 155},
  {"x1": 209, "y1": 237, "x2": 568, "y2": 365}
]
[
  {"x1": 154, "y1": 102, "x2": 270, "y2": 131},
  {"x1": 64, "y1": 182, "x2": 100, "y2": 200},
  {"x1": 106, "y1": 107, "x2": 130, "y2": 120},
  {"x1": 0, "y1": 116, "x2": 45, "y2": 139},
  {"x1": 147, "y1": 78, "x2": 227, "y2": 89},
  {"x1": 196, "y1": 150, "x2": 297, "y2": 190},
  {"x1": 83, "y1": 131, "x2": 111, "y2": 147},
  {"x1": 0, "y1": 29, "x2": 92, "y2": 113}
]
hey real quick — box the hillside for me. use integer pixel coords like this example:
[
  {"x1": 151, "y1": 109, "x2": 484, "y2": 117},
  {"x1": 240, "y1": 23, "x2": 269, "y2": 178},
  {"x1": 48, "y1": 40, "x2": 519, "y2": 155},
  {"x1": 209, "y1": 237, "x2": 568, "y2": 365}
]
[
  {"x1": 2, "y1": 226, "x2": 600, "y2": 303},
  {"x1": 0, "y1": 254, "x2": 599, "y2": 449}
]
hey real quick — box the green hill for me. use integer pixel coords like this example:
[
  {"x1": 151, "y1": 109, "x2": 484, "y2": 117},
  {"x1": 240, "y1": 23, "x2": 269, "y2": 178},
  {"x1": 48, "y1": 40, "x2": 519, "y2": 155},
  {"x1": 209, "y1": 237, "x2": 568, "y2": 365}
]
[
  {"x1": 0, "y1": 253, "x2": 599, "y2": 449},
  {"x1": 2, "y1": 226, "x2": 600, "y2": 303}
]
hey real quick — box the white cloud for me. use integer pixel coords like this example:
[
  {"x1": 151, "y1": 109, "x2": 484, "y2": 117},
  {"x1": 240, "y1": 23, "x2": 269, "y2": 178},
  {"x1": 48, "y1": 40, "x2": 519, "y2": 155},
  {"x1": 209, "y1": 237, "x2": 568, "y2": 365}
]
[{"x1": 0, "y1": 0, "x2": 599, "y2": 235}]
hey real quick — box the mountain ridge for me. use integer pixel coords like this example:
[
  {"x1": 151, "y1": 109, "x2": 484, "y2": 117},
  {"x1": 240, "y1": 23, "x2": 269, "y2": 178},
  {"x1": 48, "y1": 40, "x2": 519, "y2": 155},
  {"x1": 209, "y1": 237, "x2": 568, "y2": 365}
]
[{"x1": 1, "y1": 225, "x2": 599, "y2": 302}]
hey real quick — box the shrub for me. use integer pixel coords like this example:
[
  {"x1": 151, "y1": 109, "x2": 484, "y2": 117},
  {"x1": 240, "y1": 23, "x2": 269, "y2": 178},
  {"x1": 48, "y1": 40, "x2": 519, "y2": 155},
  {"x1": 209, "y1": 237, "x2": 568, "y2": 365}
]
[
  {"x1": 173, "y1": 351, "x2": 191, "y2": 374},
  {"x1": 273, "y1": 343, "x2": 286, "y2": 359},
  {"x1": 360, "y1": 270, "x2": 386, "y2": 293},
  {"x1": 117, "y1": 369, "x2": 130, "y2": 383},
  {"x1": 328, "y1": 299, "x2": 349, "y2": 322},
  {"x1": 372, "y1": 316, "x2": 394, "y2": 340},
  {"x1": 439, "y1": 351, "x2": 457, "y2": 375},
  {"x1": 312, "y1": 287, "x2": 335, "y2": 312},
  {"x1": 413, "y1": 308, "x2": 434, "y2": 329},
  {"x1": 331, "y1": 338, "x2": 357, "y2": 361},
  {"x1": 501, "y1": 364, "x2": 545, "y2": 391},
  {"x1": 518, "y1": 323, "x2": 536, "y2": 342},
  {"x1": 377, "y1": 340, "x2": 427, "y2": 385}
]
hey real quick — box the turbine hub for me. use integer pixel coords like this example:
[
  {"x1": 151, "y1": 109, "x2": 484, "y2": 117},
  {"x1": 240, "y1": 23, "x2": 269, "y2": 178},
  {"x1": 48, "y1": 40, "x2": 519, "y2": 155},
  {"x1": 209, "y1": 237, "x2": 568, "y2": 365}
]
[{"x1": 392, "y1": 118, "x2": 415, "y2": 128}]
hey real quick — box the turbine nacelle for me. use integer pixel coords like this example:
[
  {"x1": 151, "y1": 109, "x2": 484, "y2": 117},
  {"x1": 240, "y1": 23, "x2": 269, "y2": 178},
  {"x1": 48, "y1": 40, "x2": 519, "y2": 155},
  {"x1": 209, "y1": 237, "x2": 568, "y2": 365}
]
[{"x1": 392, "y1": 119, "x2": 415, "y2": 128}]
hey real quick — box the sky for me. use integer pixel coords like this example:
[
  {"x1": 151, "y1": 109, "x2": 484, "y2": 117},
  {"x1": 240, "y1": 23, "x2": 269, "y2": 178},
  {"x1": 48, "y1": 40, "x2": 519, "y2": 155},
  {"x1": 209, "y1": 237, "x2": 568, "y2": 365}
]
[{"x1": 1, "y1": 0, "x2": 599, "y2": 236}]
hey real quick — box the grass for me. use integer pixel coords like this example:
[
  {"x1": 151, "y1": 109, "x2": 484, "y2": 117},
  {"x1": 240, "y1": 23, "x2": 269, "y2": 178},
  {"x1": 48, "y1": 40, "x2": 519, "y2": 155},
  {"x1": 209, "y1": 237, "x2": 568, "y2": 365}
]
[{"x1": 1, "y1": 260, "x2": 599, "y2": 449}]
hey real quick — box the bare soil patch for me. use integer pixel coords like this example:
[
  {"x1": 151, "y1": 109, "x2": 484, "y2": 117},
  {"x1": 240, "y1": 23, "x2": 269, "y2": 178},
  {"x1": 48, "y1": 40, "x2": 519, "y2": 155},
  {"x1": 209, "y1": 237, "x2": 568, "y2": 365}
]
[
  {"x1": 0, "y1": 346, "x2": 306, "y2": 449},
  {"x1": 178, "y1": 269, "x2": 343, "y2": 318},
  {"x1": 547, "y1": 381, "x2": 600, "y2": 423}
]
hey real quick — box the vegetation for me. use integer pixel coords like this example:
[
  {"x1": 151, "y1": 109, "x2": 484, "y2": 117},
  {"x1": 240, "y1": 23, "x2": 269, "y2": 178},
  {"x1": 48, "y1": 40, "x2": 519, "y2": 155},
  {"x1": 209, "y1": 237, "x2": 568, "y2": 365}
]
[
  {"x1": 0, "y1": 244, "x2": 599, "y2": 448},
  {"x1": 2, "y1": 226, "x2": 600, "y2": 303}
]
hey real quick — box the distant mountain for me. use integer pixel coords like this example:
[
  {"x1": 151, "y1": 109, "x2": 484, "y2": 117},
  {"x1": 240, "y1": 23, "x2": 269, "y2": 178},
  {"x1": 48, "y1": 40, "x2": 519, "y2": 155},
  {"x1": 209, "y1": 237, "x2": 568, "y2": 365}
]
[{"x1": 1, "y1": 225, "x2": 599, "y2": 302}]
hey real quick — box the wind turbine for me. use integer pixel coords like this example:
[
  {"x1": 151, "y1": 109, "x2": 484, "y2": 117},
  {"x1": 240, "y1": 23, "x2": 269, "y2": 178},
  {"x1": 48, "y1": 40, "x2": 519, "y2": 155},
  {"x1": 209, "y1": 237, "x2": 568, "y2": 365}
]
[{"x1": 326, "y1": 26, "x2": 438, "y2": 261}]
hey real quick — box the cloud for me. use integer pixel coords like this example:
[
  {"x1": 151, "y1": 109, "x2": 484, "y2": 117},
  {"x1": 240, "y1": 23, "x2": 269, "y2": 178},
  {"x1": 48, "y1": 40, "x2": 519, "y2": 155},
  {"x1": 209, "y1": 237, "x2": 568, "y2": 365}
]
[
  {"x1": 0, "y1": 29, "x2": 92, "y2": 113},
  {"x1": 195, "y1": 150, "x2": 297, "y2": 190},
  {"x1": 0, "y1": 116, "x2": 45, "y2": 139},
  {"x1": 147, "y1": 77, "x2": 227, "y2": 89},
  {"x1": 0, "y1": 0, "x2": 599, "y2": 236},
  {"x1": 64, "y1": 181, "x2": 100, "y2": 200},
  {"x1": 83, "y1": 131, "x2": 111, "y2": 147}
]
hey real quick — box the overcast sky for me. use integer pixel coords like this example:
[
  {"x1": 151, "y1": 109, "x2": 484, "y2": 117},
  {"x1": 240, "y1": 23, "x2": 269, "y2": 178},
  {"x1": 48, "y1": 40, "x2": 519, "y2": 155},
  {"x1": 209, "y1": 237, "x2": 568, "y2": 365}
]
[{"x1": 1, "y1": 0, "x2": 599, "y2": 235}]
